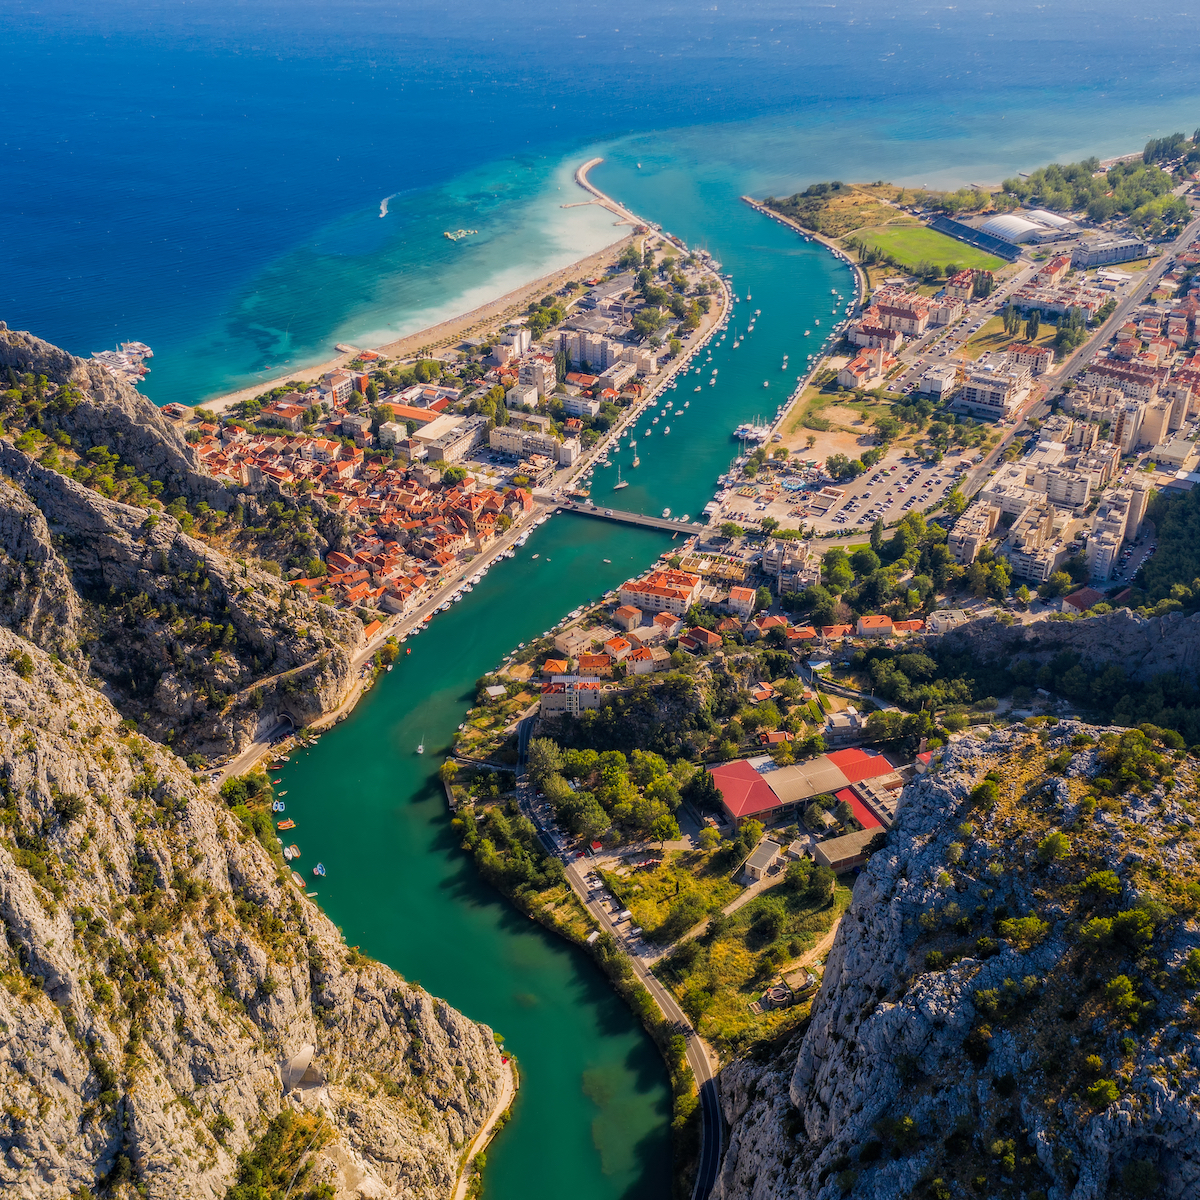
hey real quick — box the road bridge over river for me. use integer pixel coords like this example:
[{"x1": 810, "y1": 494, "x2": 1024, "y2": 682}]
[{"x1": 556, "y1": 499, "x2": 707, "y2": 535}]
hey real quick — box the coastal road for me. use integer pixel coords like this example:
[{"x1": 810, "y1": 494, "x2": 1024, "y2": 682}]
[
  {"x1": 1049, "y1": 209, "x2": 1200, "y2": 385},
  {"x1": 563, "y1": 860, "x2": 724, "y2": 1200},
  {"x1": 514, "y1": 717, "x2": 724, "y2": 1200}
]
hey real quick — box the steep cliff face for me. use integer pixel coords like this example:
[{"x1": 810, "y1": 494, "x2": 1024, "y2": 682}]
[
  {"x1": 0, "y1": 331, "x2": 368, "y2": 755},
  {"x1": 715, "y1": 725, "x2": 1200, "y2": 1200},
  {"x1": 939, "y1": 608, "x2": 1200, "y2": 686},
  {"x1": 0, "y1": 626, "x2": 505, "y2": 1198}
]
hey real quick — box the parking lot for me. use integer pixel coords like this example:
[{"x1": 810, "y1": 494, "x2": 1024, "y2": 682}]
[{"x1": 818, "y1": 457, "x2": 969, "y2": 531}]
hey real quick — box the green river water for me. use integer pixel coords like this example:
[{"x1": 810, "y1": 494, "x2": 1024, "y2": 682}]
[{"x1": 273, "y1": 183, "x2": 854, "y2": 1200}]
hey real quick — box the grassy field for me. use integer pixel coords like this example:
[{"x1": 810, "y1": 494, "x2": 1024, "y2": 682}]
[
  {"x1": 960, "y1": 314, "x2": 1061, "y2": 362},
  {"x1": 601, "y1": 846, "x2": 745, "y2": 943},
  {"x1": 851, "y1": 224, "x2": 1005, "y2": 272},
  {"x1": 655, "y1": 872, "x2": 854, "y2": 1058}
]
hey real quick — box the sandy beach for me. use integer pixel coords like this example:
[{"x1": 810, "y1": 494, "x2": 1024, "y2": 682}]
[{"x1": 197, "y1": 231, "x2": 637, "y2": 417}]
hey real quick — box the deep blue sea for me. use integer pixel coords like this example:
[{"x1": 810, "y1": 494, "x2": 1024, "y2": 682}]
[{"x1": 4, "y1": 0, "x2": 1200, "y2": 407}]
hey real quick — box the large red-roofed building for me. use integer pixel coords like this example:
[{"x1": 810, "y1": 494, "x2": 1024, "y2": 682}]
[{"x1": 710, "y1": 746, "x2": 898, "y2": 825}]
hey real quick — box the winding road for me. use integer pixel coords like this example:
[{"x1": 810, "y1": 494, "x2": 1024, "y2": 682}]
[{"x1": 514, "y1": 718, "x2": 724, "y2": 1200}]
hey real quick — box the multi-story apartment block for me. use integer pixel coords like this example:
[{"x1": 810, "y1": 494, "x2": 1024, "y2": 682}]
[
  {"x1": 1005, "y1": 504, "x2": 1074, "y2": 582},
  {"x1": 948, "y1": 503, "x2": 1000, "y2": 564},
  {"x1": 518, "y1": 355, "x2": 557, "y2": 397},
  {"x1": 1005, "y1": 343, "x2": 1055, "y2": 376},
  {"x1": 944, "y1": 269, "x2": 977, "y2": 302},
  {"x1": 1110, "y1": 400, "x2": 1144, "y2": 454},
  {"x1": 761, "y1": 539, "x2": 821, "y2": 593},
  {"x1": 1084, "y1": 361, "x2": 1165, "y2": 401},
  {"x1": 1138, "y1": 397, "x2": 1173, "y2": 448},
  {"x1": 1071, "y1": 238, "x2": 1150, "y2": 268},
  {"x1": 957, "y1": 360, "x2": 1031, "y2": 419},
  {"x1": 618, "y1": 569, "x2": 702, "y2": 615},
  {"x1": 1044, "y1": 468, "x2": 1092, "y2": 510}
]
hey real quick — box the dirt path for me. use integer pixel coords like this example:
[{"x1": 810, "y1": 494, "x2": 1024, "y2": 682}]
[
  {"x1": 452, "y1": 1058, "x2": 517, "y2": 1200},
  {"x1": 784, "y1": 917, "x2": 842, "y2": 976}
]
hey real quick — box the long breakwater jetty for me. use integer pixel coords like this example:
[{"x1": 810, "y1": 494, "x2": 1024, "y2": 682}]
[{"x1": 555, "y1": 500, "x2": 706, "y2": 534}]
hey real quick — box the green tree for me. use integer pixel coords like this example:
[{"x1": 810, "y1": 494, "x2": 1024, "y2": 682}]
[
  {"x1": 806, "y1": 864, "x2": 836, "y2": 904},
  {"x1": 527, "y1": 738, "x2": 563, "y2": 787},
  {"x1": 754, "y1": 586, "x2": 773, "y2": 612},
  {"x1": 1024, "y1": 309, "x2": 1041, "y2": 342},
  {"x1": 869, "y1": 519, "x2": 885, "y2": 555},
  {"x1": 651, "y1": 812, "x2": 681, "y2": 846}
]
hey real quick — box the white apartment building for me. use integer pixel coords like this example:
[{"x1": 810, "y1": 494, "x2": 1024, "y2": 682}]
[
  {"x1": 956, "y1": 361, "x2": 1031, "y2": 419},
  {"x1": 563, "y1": 395, "x2": 602, "y2": 418},
  {"x1": 1086, "y1": 483, "x2": 1150, "y2": 580},
  {"x1": 557, "y1": 330, "x2": 624, "y2": 372},
  {"x1": 518, "y1": 356, "x2": 557, "y2": 397},
  {"x1": 919, "y1": 362, "x2": 959, "y2": 397},
  {"x1": 506, "y1": 382, "x2": 539, "y2": 409},
  {"x1": 761, "y1": 539, "x2": 821, "y2": 592},
  {"x1": 948, "y1": 503, "x2": 1000, "y2": 564},
  {"x1": 598, "y1": 361, "x2": 637, "y2": 391},
  {"x1": 1045, "y1": 468, "x2": 1092, "y2": 510},
  {"x1": 489, "y1": 425, "x2": 579, "y2": 466},
  {"x1": 620, "y1": 346, "x2": 662, "y2": 375},
  {"x1": 500, "y1": 328, "x2": 532, "y2": 355},
  {"x1": 321, "y1": 370, "x2": 354, "y2": 403},
  {"x1": 1005, "y1": 505, "x2": 1074, "y2": 582}
]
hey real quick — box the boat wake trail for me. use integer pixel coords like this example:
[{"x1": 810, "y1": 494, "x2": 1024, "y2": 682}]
[{"x1": 379, "y1": 193, "x2": 397, "y2": 218}]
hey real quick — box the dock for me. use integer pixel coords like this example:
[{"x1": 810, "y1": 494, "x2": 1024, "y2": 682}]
[{"x1": 556, "y1": 500, "x2": 706, "y2": 533}]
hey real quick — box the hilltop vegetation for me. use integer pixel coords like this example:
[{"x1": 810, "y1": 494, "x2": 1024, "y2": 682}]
[{"x1": 1001, "y1": 151, "x2": 1190, "y2": 235}]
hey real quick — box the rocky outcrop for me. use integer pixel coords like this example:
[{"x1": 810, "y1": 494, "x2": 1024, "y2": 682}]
[
  {"x1": 0, "y1": 477, "x2": 81, "y2": 653},
  {"x1": 939, "y1": 608, "x2": 1200, "y2": 686},
  {"x1": 0, "y1": 418, "x2": 362, "y2": 756},
  {"x1": 714, "y1": 725, "x2": 1200, "y2": 1200},
  {"x1": 0, "y1": 326, "x2": 231, "y2": 509},
  {"x1": 0, "y1": 626, "x2": 505, "y2": 1198}
]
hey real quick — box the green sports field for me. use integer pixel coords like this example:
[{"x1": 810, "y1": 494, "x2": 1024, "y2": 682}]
[{"x1": 851, "y1": 224, "x2": 1005, "y2": 271}]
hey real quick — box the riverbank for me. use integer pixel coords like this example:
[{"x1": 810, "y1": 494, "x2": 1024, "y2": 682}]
[
  {"x1": 453, "y1": 795, "x2": 706, "y2": 1200},
  {"x1": 453, "y1": 1057, "x2": 518, "y2": 1200}
]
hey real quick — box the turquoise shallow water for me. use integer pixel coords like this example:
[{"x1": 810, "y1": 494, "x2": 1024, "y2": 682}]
[{"x1": 6, "y1": 0, "x2": 1200, "y2": 407}]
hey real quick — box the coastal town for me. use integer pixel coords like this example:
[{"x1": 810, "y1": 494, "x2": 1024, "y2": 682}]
[
  {"x1": 9, "y1": 69, "x2": 1200, "y2": 1200},
  {"x1": 116, "y1": 140, "x2": 1200, "y2": 756},
  {"x1": 146, "y1": 228, "x2": 730, "y2": 648}
]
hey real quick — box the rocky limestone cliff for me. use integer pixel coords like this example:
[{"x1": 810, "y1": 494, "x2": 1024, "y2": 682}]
[
  {"x1": 714, "y1": 724, "x2": 1200, "y2": 1200},
  {"x1": 0, "y1": 625, "x2": 505, "y2": 1198},
  {"x1": 0, "y1": 326, "x2": 231, "y2": 510},
  {"x1": 939, "y1": 608, "x2": 1200, "y2": 687},
  {"x1": 0, "y1": 331, "x2": 370, "y2": 755}
]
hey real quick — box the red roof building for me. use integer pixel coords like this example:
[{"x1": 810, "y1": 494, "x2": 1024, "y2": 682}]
[
  {"x1": 708, "y1": 760, "x2": 780, "y2": 821},
  {"x1": 834, "y1": 786, "x2": 882, "y2": 830}
]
